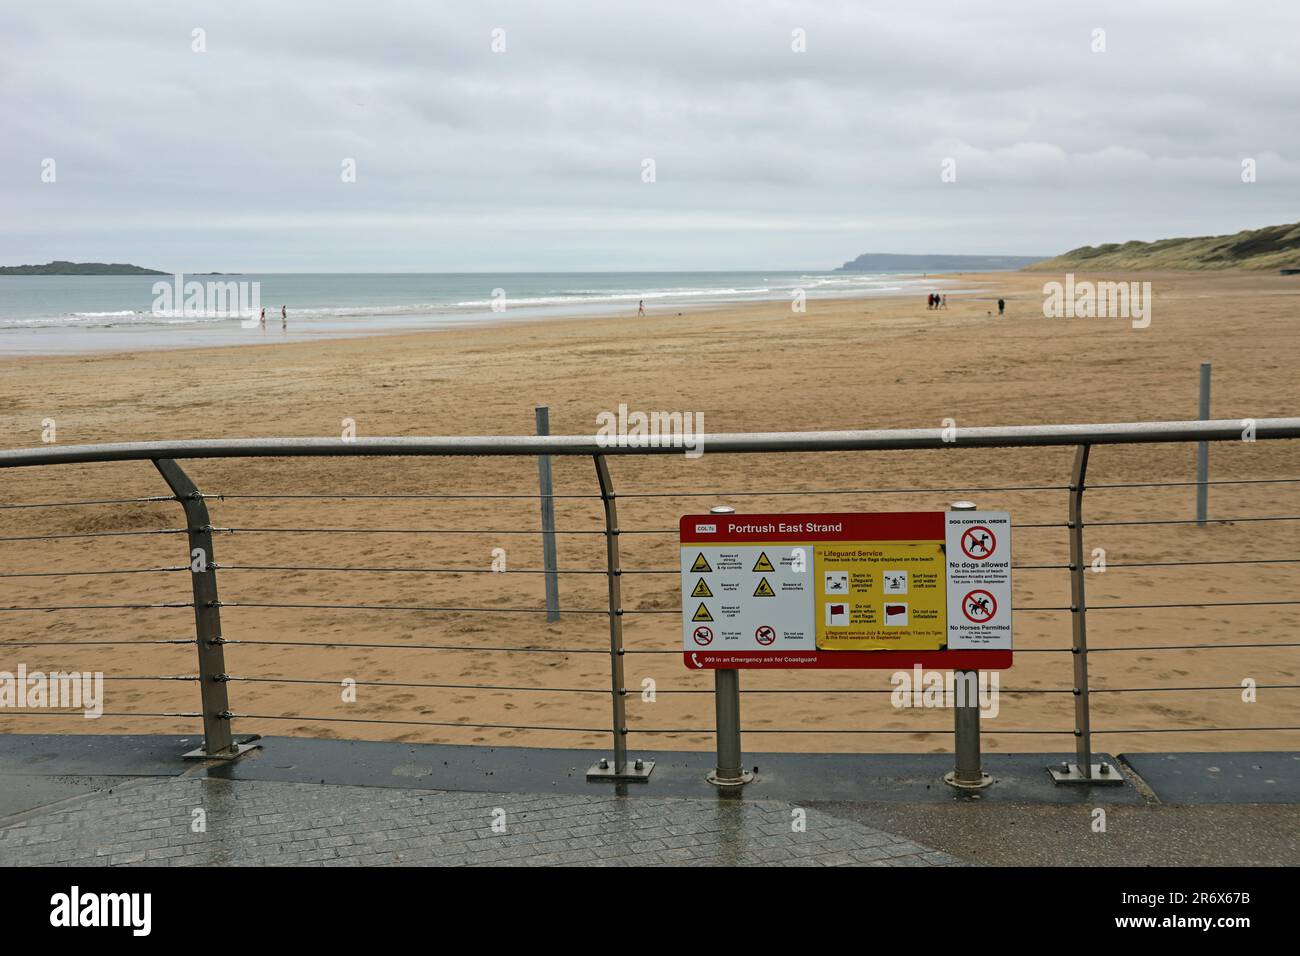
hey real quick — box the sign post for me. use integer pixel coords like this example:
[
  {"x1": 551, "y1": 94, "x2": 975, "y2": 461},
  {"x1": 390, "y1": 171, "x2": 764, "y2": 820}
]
[
  {"x1": 702, "y1": 506, "x2": 753, "y2": 787},
  {"x1": 943, "y1": 501, "x2": 993, "y2": 789},
  {"x1": 680, "y1": 508, "x2": 1013, "y2": 788}
]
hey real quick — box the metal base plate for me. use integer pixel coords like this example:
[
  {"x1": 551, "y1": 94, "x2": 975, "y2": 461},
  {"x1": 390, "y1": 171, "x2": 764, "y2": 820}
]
[
  {"x1": 586, "y1": 758, "x2": 655, "y2": 782},
  {"x1": 183, "y1": 741, "x2": 261, "y2": 761},
  {"x1": 944, "y1": 770, "x2": 994, "y2": 790},
  {"x1": 706, "y1": 769, "x2": 755, "y2": 788},
  {"x1": 1049, "y1": 762, "x2": 1125, "y2": 786}
]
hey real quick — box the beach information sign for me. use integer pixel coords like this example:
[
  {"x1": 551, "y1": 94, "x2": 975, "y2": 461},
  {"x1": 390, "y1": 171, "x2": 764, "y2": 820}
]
[{"x1": 680, "y1": 511, "x2": 1012, "y2": 670}]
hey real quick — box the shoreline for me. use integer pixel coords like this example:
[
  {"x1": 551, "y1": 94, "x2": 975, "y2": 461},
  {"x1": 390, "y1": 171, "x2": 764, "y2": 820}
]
[
  {"x1": 5, "y1": 265, "x2": 1287, "y2": 362},
  {"x1": 0, "y1": 274, "x2": 987, "y2": 359}
]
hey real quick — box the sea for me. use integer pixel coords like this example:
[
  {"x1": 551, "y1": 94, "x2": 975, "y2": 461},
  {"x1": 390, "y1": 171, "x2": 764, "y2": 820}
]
[{"x1": 0, "y1": 271, "x2": 959, "y2": 355}]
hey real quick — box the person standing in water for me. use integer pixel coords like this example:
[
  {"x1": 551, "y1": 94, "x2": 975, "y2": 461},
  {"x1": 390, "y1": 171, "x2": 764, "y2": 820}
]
[
  {"x1": 259, "y1": 307, "x2": 266, "y2": 331},
  {"x1": 281, "y1": 305, "x2": 287, "y2": 332}
]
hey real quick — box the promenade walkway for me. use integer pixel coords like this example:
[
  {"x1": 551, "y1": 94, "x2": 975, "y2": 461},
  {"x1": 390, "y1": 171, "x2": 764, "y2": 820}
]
[{"x1": 1, "y1": 735, "x2": 1294, "y2": 867}]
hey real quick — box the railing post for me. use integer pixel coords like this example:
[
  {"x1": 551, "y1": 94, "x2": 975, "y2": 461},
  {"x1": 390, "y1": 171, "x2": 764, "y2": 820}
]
[
  {"x1": 535, "y1": 405, "x2": 561, "y2": 621},
  {"x1": 1196, "y1": 362, "x2": 1211, "y2": 526},
  {"x1": 705, "y1": 505, "x2": 753, "y2": 787},
  {"x1": 944, "y1": 500, "x2": 992, "y2": 789},
  {"x1": 1051, "y1": 445, "x2": 1121, "y2": 784},
  {"x1": 153, "y1": 458, "x2": 257, "y2": 760},
  {"x1": 586, "y1": 454, "x2": 653, "y2": 781}
]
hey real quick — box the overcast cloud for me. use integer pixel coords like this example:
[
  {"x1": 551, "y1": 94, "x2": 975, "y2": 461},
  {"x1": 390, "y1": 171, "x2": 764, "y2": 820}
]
[{"x1": 1, "y1": 1, "x2": 1297, "y2": 271}]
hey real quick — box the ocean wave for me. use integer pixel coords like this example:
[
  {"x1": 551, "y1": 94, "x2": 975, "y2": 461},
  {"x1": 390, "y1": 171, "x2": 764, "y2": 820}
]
[
  {"x1": 0, "y1": 311, "x2": 255, "y2": 330},
  {"x1": 451, "y1": 287, "x2": 782, "y2": 307},
  {"x1": 0, "y1": 272, "x2": 942, "y2": 330}
]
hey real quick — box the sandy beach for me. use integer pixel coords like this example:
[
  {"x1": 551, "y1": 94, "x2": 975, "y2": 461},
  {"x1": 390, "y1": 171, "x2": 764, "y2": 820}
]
[{"x1": 1, "y1": 270, "x2": 1297, "y2": 756}]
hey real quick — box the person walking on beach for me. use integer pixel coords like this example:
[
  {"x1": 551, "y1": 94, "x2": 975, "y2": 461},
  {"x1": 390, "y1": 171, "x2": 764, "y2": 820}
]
[
  {"x1": 941, "y1": 295, "x2": 948, "y2": 309},
  {"x1": 281, "y1": 305, "x2": 287, "y2": 332},
  {"x1": 259, "y1": 307, "x2": 266, "y2": 331},
  {"x1": 927, "y1": 293, "x2": 934, "y2": 310},
  {"x1": 638, "y1": 299, "x2": 645, "y2": 317},
  {"x1": 997, "y1": 297, "x2": 1005, "y2": 315}
]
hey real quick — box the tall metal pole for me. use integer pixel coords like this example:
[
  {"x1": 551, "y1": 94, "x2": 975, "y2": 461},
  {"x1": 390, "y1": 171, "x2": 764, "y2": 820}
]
[
  {"x1": 1196, "y1": 362, "x2": 1211, "y2": 527},
  {"x1": 153, "y1": 458, "x2": 257, "y2": 760},
  {"x1": 945, "y1": 500, "x2": 992, "y2": 789},
  {"x1": 1051, "y1": 445, "x2": 1121, "y2": 784},
  {"x1": 705, "y1": 506, "x2": 753, "y2": 787},
  {"x1": 710, "y1": 669, "x2": 749, "y2": 786},
  {"x1": 535, "y1": 406, "x2": 560, "y2": 621},
  {"x1": 586, "y1": 455, "x2": 652, "y2": 781}
]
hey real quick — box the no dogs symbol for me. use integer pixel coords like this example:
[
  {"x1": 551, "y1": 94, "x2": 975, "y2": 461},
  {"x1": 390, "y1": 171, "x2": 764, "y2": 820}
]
[{"x1": 960, "y1": 526, "x2": 997, "y2": 560}]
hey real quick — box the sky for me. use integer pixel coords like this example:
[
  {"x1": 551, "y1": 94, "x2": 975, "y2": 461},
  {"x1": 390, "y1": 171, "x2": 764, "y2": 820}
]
[{"x1": 1, "y1": 1, "x2": 1297, "y2": 272}]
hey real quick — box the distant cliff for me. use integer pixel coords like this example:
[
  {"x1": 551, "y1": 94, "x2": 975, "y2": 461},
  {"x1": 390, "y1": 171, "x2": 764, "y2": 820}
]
[
  {"x1": 1025, "y1": 222, "x2": 1300, "y2": 272},
  {"x1": 0, "y1": 261, "x2": 167, "y2": 276},
  {"x1": 835, "y1": 253, "x2": 1045, "y2": 273}
]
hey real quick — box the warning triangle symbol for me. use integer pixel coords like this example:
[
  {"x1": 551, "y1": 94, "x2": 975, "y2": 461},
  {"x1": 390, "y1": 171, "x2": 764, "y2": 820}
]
[
  {"x1": 691, "y1": 578, "x2": 713, "y2": 598},
  {"x1": 753, "y1": 577, "x2": 776, "y2": 597},
  {"x1": 752, "y1": 551, "x2": 775, "y2": 572},
  {"x1": 691, "y1": 602, "x2": 714, "y2": 622},
  {"x1": 690, "y1": 552, "x2": 713, "y2": 573}
]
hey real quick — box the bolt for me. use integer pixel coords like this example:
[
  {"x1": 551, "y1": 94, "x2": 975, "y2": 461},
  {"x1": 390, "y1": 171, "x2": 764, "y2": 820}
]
[
  {"x1": 634, "y1": 759, "x2": 644, "y2": 771},
  {"x1": 599, "y1": 758, "x2": 608, "y2": 770}
]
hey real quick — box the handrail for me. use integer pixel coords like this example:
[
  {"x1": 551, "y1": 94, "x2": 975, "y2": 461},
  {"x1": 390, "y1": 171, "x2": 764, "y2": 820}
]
[
  {"x1": 1, "y1": 417, "x2": 1298, "y2": 467},
  {"x1": 2, "y1": 416, "x2": 1297, "y2": 785}
]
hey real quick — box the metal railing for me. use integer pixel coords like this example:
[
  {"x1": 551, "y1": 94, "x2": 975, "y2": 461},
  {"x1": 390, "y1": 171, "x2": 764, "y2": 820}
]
[{"x1": 2, "y1": 417, "x2": 1298, "y2": 786}]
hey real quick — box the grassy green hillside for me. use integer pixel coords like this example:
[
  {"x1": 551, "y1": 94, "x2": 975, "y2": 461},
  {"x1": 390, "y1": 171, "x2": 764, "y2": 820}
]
[{"x1": 1026, "y1": 222, "x2": 1300, "y2": 272}]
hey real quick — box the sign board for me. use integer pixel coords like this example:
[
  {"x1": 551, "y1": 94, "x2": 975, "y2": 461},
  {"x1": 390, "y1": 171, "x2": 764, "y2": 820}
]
[{"x1": 680, "y1": 512, "x2": 1011, "y2": 669}]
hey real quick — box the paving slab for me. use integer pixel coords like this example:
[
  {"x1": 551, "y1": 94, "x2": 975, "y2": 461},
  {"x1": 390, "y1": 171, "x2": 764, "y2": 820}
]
[
  {"x1": 812, "y1": 801, "x2": 1300, "y2": 867},
  {"x1": 0, "y1": 734, "x2": 197, "y2": 777},
  {"x1": 0, "y1": 774, "x2": 140, "y2": 821},
  {"x1": 1120, "y1": 752, "x2": 1300, "y2": 805},
  {"x1": 0, "y1": 775, "x2": 965, "y2": 867}
]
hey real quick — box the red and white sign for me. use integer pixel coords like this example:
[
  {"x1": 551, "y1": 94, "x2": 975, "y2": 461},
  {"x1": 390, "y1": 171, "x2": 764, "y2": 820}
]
[
  {"x1": 681, "y1": 512, "x2": 1012, "y2": 670},
  {"x1": 944, "y1": 512, "x2": 1012, "y2": 650}
]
